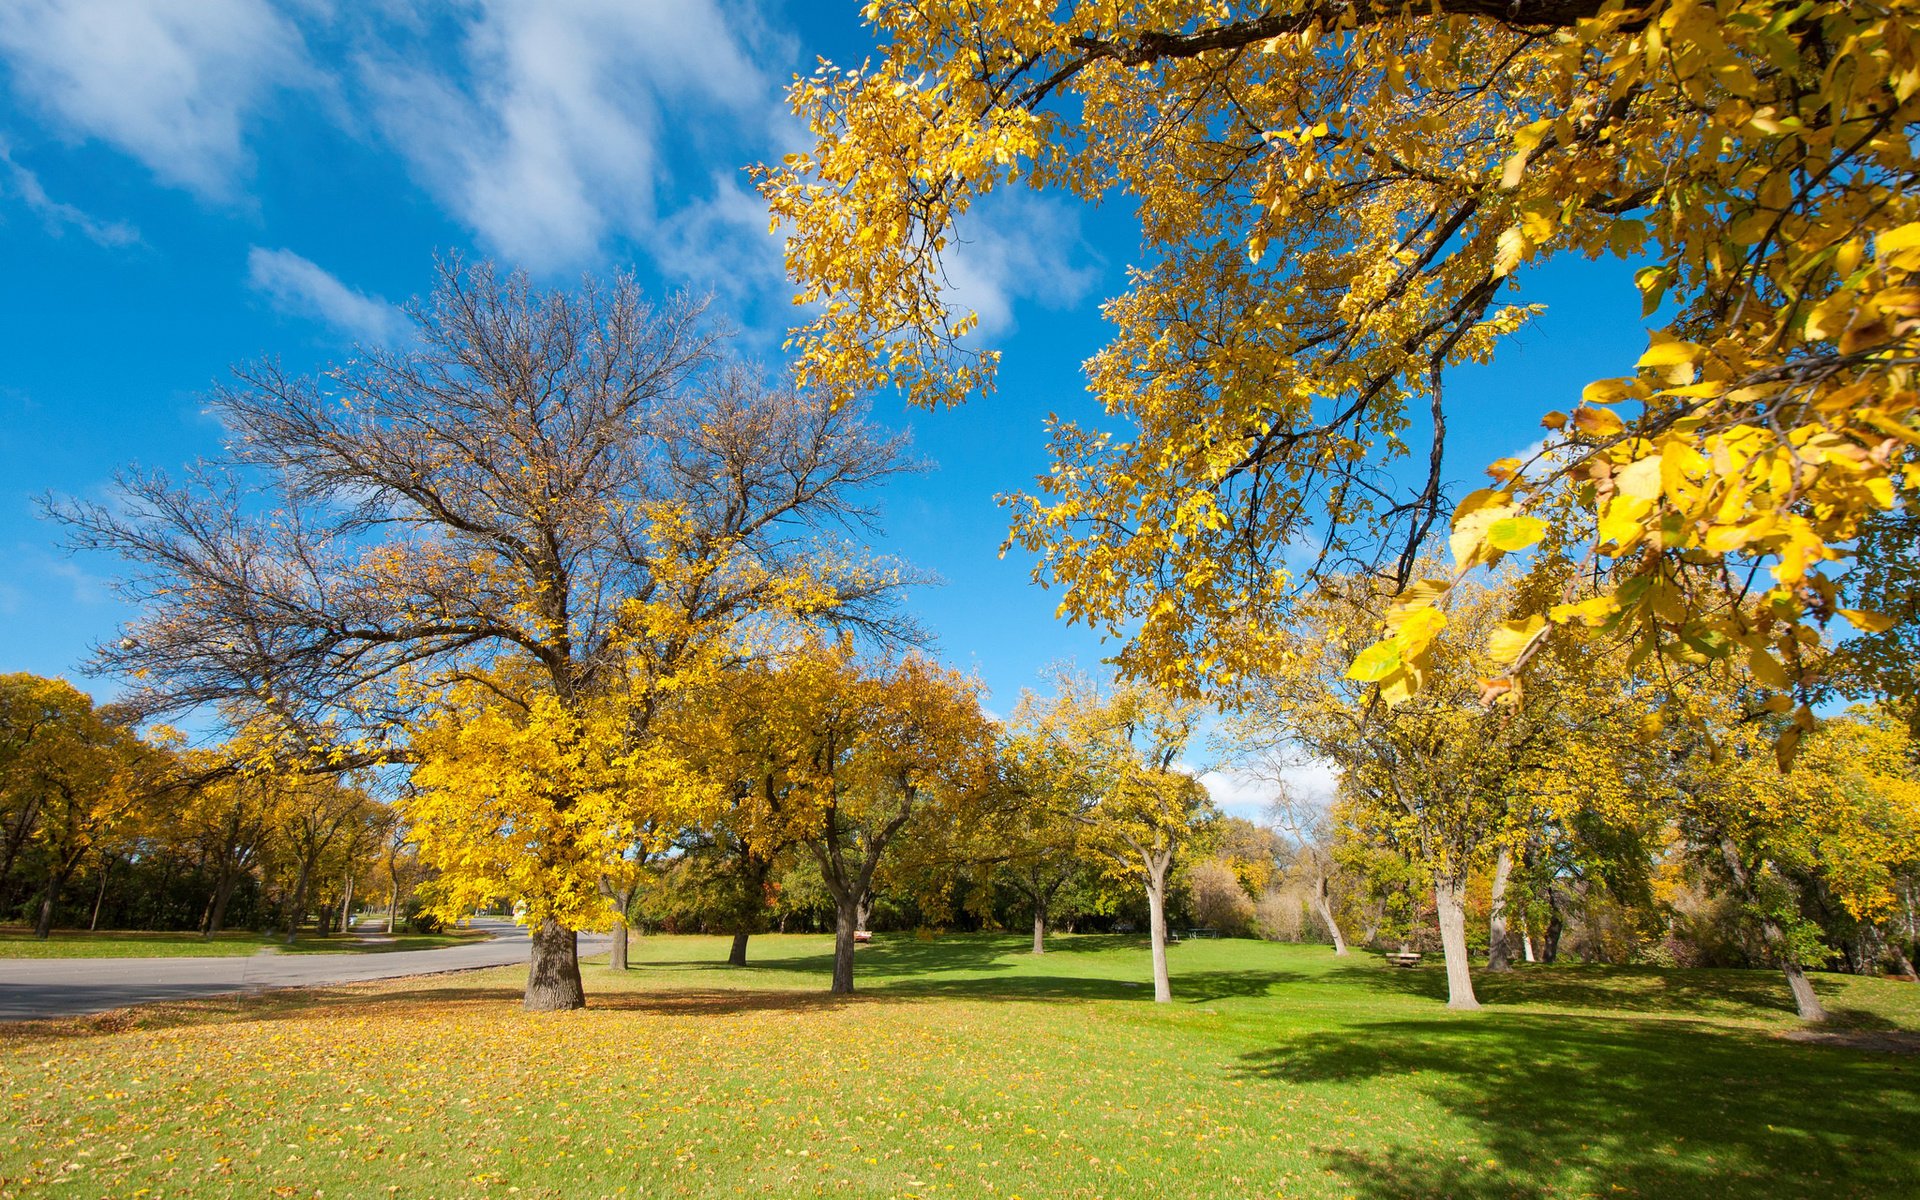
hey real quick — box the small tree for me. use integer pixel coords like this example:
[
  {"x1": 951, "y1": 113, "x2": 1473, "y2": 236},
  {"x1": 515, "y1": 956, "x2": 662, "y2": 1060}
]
[{"x1": 1016, "y1": 672, "x2": 1212, "y2": 1002}]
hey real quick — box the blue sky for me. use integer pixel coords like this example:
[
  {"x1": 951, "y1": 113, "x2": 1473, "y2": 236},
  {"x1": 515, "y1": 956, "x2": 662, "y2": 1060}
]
[{"x1": 0, "y1": 2, "x2": 1652, "y2": 812}]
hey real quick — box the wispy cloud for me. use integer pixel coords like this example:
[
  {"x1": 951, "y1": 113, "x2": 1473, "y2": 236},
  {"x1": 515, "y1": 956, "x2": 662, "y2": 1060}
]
[
  {"x1": 0, "y1": 0, "x2": 315, "y2": 199},
  {"x1": 941, "y1": 190, "x2": 1101, "y2": 340},
  {"x1": 358, "y1": 0, "x2": 776, "y2": 272},
  {"x1": 0, "y1": 137, "x2": 138, "y2": 245},
  {"x1": 247, "y1": 247, "x2": 407, "y2": 345}
]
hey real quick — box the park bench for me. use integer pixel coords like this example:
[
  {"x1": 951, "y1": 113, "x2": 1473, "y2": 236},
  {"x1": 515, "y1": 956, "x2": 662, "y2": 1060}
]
[
  {"x1": 1384, "y1": 951, "x2": 1423, "y2": 969},
  {"x1": 853, "y1": 929, "x2": 873, "y2": 943}
]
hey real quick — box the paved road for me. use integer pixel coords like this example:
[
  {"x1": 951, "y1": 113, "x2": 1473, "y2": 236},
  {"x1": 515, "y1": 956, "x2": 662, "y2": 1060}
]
[{"x1": 0, "y1": 919, "x2": 610, "y2": 1021}]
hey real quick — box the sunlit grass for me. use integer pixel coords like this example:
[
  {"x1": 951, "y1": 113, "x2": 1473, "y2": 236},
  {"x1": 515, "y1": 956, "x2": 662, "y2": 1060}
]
[
  {"x1": 4, "y1": 933, "x2": 1915, "y2": 1199},
  {"x1": 0, "y1": 928, "x2": 273, "y2": 958}
]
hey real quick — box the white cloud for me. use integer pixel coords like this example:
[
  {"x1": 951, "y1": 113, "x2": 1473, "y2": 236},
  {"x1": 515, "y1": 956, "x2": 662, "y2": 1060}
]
[
  {"x1": 1198, "y1": 757, "x2": 1340, "y2": 822},
  {"x1": 247, "y1": 247, "x2": 407, "y2": 345},
  {"x1": 940, "y1": 190, "x2": 1101, "y2": 339},
  {"x1": 358, "y1": 0, "x2": 774, "y2": 272},
  {"x1": 0, "y1": 0, "x2": 314, "y2": 198},
  {"x1": 0, "y1": 137, "x2": 138, "y2": 245}
]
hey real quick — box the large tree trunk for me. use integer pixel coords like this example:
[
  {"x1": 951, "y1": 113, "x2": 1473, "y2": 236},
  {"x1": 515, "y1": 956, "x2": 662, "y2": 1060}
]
[
  {"x1": 1313, "y1": 874, "x2": 1349, "y2": 956},
  {"x1": 1487, "y1": 847, "x2": 1514, "y2": 973},
  {"x1": 1433, "y1": 872, "x2": 1480, "y2": 1010},
  {"x1": 830, "y1": 896, "x2": 859, "y2": 995},
  {"x1": 1032, "y1": 900, "x2": 1047, "y2": 955},
  {"x1": 1145, "y1": 851, "x2": 1172, "y2": 1003},
  {"x1": 1888, "y1": 939, "x2": 1919, "y2": 986},
  {"x1": 525, "y1": 917, "x2": 586, "y2": 1011},
  {"x1": 283, "y1": 857, "x2": 316, "y2": 945},
  {"x1": 1771, "y1": 932, "x2": 1829, "y2": 1022},
  {"x1": 205, "y1": 872, "x2": 240, "y2": 937},
  {"x1": 728, "y1": 931, "x2": 750, "y2": 967},
  {"x1": 609, "y1": 914, "x2": 630, "y2": 970},
  {"x1": 33, "y1": 871, "x2": 63, "y2": 939}
]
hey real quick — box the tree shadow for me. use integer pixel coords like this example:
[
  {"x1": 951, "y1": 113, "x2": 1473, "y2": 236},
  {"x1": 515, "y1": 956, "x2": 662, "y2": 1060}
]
[
  {"x1": 1233, "y1": 1013, "x2": 1920, "y2": 1199},
  {"x1": 1341, "y1": 956, "x2": 1895, "y2": 1027}
]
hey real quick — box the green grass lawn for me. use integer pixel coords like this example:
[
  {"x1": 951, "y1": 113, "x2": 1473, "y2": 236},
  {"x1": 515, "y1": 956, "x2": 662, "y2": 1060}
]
[
  {"x1": 0, "y1": 928, "x2": 275, "y2": 957},
  {"x1": 3, "y1": 933, "x2": 1916, "y2": 1199},
  {"x1": 0, "y1": 925, "x2": 487, "y2": 958}
]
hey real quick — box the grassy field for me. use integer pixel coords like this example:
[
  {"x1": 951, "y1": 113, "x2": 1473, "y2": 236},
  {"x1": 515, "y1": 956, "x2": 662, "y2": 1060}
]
[
  {"x1": 3, "y1": 933, "x2": 1916, "y2": 1199},
  {"x1": 0, "y1": 926, "x2": 486, "y2": 958},
  {"x1": 0, "y1": 929, "x2": 276, "y2": 958}
]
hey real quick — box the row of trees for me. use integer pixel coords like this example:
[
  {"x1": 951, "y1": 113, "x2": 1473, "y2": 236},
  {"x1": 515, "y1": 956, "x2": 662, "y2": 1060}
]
[{"x1": 0, "y1": 674, "x2": 422, "y2": 941}]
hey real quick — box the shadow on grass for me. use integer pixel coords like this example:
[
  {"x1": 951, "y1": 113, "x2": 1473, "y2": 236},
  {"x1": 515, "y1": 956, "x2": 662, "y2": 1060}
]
[
  {"x1": 1335, "y1": 953, "x2": 1889, "y2": 1026},
  {"x1": 1236, "y1": 1013, "x2": 1920, "y2": 1200}
]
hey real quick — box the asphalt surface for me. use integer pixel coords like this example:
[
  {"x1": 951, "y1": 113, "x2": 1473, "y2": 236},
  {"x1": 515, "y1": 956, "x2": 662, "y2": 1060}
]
[{"x1": 0, "y1": 918, "x2": 609, "y2": 1021}]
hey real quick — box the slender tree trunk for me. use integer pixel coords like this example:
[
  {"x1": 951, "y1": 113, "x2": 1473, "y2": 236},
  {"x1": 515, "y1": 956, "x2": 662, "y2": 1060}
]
[
  {"x1": 1313, "y1": 875, "x2": 1349, "y2": 955},
  {"x1": 728, "y1": 931, "x2": 750, "y2": 967},
  {"x1": 89, "y1": 855, "x2": 115, "y2": 931},
  {"x1": 284, "y1": 859, "x2": 314, "y2": 945},
  {"x1": 33, "y1": 867, "x2": 68, "y2": 939},
  {"x1": 831, "y1": 896, "x2": 859, "y2": 995},
  {"x1": 525, "y1": 917, "x2": 586, "y2": 1011},
  {"x1": 855, "y1": 892, "x2": 873, "y2": 935},
  {"x1": 339, "y1": 871, "x2": 355, "y2": 933},
  {"x1": 1522, "y1": 926, "x2": 1536, "y2": 963},
  {"x1": 1032, "y1": 900, "x2": 1047, "y2": 955},
  {"x1": 1145, "y1": 851, "x2": 1172, "y2": 1003},
  {"x1": 1433, "y1": 872, "x2": 1480, "y2": 1011},
  {"x1": 1542, "y1": 888, "x2": 1564, "y2": 963},
  {"x1": 386, "y1": 881, "x2": 398, "y2": 934},
  {"x1": 608, "y1": 914, "x2": 631, "y2": 970},
  {"x1": 1487, "y1": 847, "x2": 1514, "y2": 973}
]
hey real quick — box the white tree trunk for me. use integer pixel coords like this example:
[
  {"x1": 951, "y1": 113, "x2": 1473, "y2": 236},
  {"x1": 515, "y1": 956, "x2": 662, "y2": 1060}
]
[
  {"x1": 1313, "y1": 875, "x2": 1349, "y2": 955},
  {"x1": 1434, "y1": 873, "x2": 1480, "y2": 1010},
  {"x1": 1487, "y1": 848, "x2": 1514, "y2": 972},
  {"x1": 1144, "y1": 851, "x2": 1173, "y2": 1003}
]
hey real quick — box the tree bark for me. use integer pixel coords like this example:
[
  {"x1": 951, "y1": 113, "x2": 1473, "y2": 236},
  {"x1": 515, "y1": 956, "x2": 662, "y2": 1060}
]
[
  {"x1": 1433, "y1": 872, "x2": 1481, "y2": 1010},
  {"x1": 608, "y1": 914, "x2": 631, "y2": 970},
  {"x1": 1542, "y1": 888, "x2": 1564, "y2": 963},
  {"x1": 1313, "y1": 874, "x2": 1349, "y2": 955},
  {"x1": 1032, "y1": 901, "x2": 1047, "y2": 955},
  {"x1": 728, "y1": 931, "x2": 750, "y2": 967},
  {"x1": 1715, "y1": 837, "x2": 1827, "y2": 1022},
  {"x1": 524, "y1": 917, "x2": 586, "y2": 1011},
  {"x1": 89, "y1": 855, "x2": 114, "y2": 931},
  {"x1": 831, "y1": 896, "x2": 859, "y2": 994},
  {"x1": 33, "y1": 873, "x2": 62, "y2": 939},
  {"x1": 205, "y1": 873, "x2": 240, "y2": 937},
  {"x1": 1145, "y1": 850, "x2": 1172, "y2": 1003},
  {"x1": 283, "y1": 857, "x2": 315, "y2": 945},
  {"x1": 1487, "y1": 847, "x2": 1514, "y2": 972},
  {"x1": 1888, "y1": 939, "x2": 1919, "y2": 986},
  {"x1": 339, "y1": 870, "x2": 355, "y2": 933}
]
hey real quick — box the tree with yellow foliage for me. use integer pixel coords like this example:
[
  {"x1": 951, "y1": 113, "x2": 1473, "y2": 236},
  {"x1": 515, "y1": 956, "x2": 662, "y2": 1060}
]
[
  {"x1": 784, "y1": 642, "x2": 995, "y2": 994},
  {"x1": 54, "y1": 261, "x2": 917, "y2": 1010},
  {"x1": 758, "y1": 1, "x2": 1920, "y2": 737},
  {"x1": 1232, "y1": 564, "x2": 1651, "y2": 1007},
  {"x1": 1014, "y1": 672, "x2": 1212, "y2": 1002},
  {"x1": 0, "y1": 675, "x2": 163, "y2": 939},
  {"x1": 1666, "y1": 696, "x2": 1920, "y2": 1019}
]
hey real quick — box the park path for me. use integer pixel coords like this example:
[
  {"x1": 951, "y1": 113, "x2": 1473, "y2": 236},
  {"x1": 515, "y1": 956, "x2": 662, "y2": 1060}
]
[{"x1": 0, "y1": 919, "x2": 609, "y2": 1021}]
